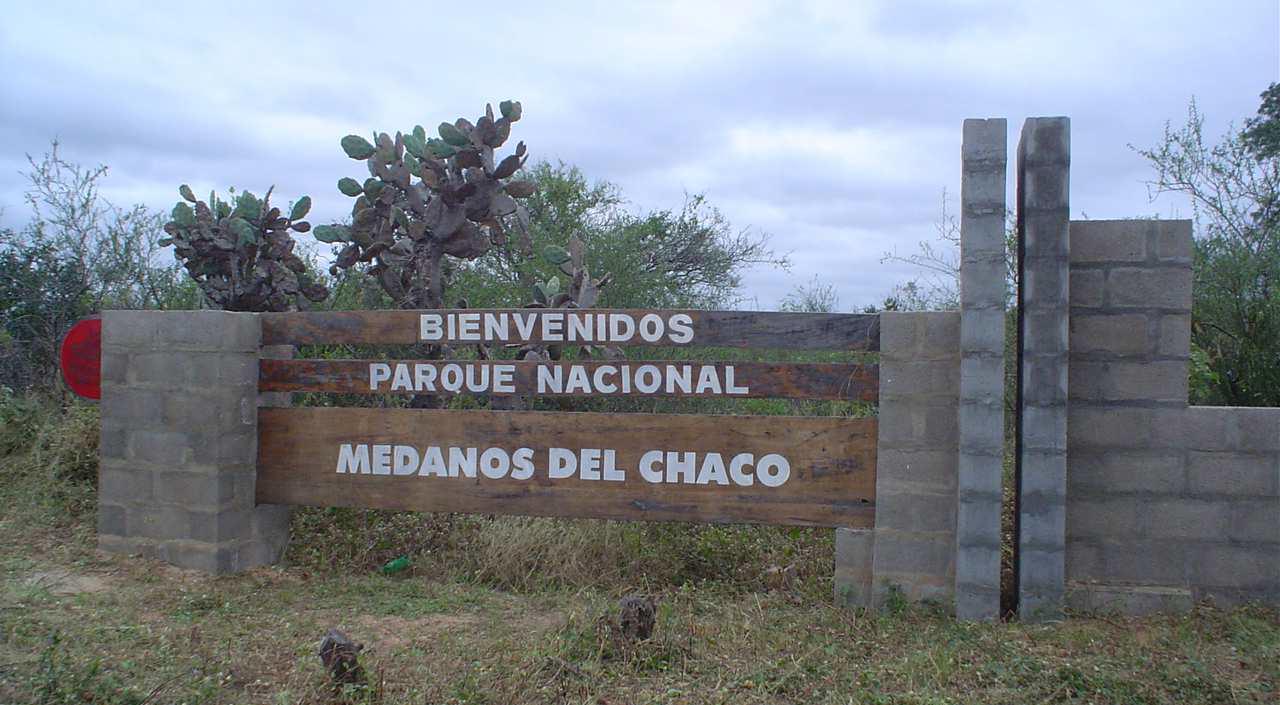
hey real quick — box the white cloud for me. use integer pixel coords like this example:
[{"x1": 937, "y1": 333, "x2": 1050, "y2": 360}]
[{"x1": 1, "y1": 0, "x2": 1276, "y2": 309}]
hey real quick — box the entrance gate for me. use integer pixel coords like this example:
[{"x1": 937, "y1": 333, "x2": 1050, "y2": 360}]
[
  {"x1": 254, "y1": 309, "x2": 880, "y2": 527},
  {"x1": 95, "y1": 118, "x2": 1014, "y2": 620}
]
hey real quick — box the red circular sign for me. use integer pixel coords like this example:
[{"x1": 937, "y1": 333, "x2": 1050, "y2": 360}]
[{"x1": 60, "y1": 317, "x2": 102, "y2": 400}]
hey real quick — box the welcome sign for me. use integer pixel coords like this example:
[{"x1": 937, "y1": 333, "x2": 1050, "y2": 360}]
[{"x1": 255, "y1": 309, "x2": 880, "y2": 527}]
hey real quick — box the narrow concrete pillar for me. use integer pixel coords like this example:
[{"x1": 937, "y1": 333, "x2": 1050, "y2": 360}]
[
  {"x1": 98, "y1": 311, "x2": 289, "y2": 573},
  {"x1": 956, "y1": 118, "x2": 1007, "y2": 620},
  {"x1": 1016, "y1": 117, "x2": 1071, "y2": 620}
]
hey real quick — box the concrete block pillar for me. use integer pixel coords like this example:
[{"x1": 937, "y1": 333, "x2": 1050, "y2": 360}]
[
  {"x1": 98, "y1": 310, "x2": 288, "y2": 573},
  {"x1": 1016, "y1": 117, "x2": 1071, "y2": 620},
  {"x1": 956, "y1": 118, "x2": 1007, "y2": 620},
  {"x1": 869, "y1": 312, "x2": 961, "y2": 608}
]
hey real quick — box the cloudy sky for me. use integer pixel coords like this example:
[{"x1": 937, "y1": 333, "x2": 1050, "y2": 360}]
[{"x1": 1, "y1": 1, "x2": 1276, "y2": 309}]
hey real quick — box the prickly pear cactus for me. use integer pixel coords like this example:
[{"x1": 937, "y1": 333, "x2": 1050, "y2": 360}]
[
  {"x1": 316, "y1": 100, "x2": 536, "y2": 309},
  {"x1": 518, "y1": 234, "x2": 621, "y2": 362},
  {"x1": 162, "y1": 186, "x2": 328, "y2": 312}
]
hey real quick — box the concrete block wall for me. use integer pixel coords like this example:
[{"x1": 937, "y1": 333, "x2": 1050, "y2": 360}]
[
  {"x1": 1065, "y1": 220, "x2": 1280, "y2": 610},
  {"x1": 98, "y1": 310, "x2": 289, "y2": 573},
  {"x1": 837, "y1": 311, "x2": 961, "y2": 610}
]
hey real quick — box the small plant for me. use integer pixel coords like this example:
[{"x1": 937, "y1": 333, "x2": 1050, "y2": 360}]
[
  {"x1": 515, "y1": 234, "x2": 618, "y2": 362},
  {"x1": 316, "y1": 100, "x2": 536, "y2": 310},
  {"x1": 162, "y1": 186, "x2": 328, "y2": 312}
]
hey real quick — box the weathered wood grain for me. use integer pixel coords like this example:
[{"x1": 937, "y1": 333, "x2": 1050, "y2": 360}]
[
  {"x1": 259, "y1": 358, "x2": 879, "y2": 401},
  {"x1": 259, "y1": 309, "x2": 881, "y2": 351},
  {"x1": 256, "y1": 407, "x2": 877, "y2": 527}
]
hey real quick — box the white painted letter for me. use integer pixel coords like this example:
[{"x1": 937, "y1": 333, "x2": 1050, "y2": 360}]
[
  {"x1": 757, "y1": 454, "x2": 791, "y2": 487},
  {"x1": 493, "y1": 364, "x2": 516, "y2": 393},
  {"x1": 665, "y1": 451, "x2": 697, "y2": 484},
  {"x1": 336, "y1": 444, "x2": 370, "y2": 474},
  {"x1": 511, "y1": 447, "x2": 535, "y2": 480},
  {"x1": 479, "y1": 448, "x2": 510, "y2": 479},
  {"x1": 638, "y1": 313, "x2": 664, "y2": 342},
  {"x1": 639, "y1": 450, "x2": 664, "y2": 483},
  {"x1": 602, "y1": 449, "x2": 624, "y2": 481},
  {"x1": 369, "y1": 363, "x2": 391, "y2": 391},
  {"x1": 420, "y1": 313, "x2": 443, "y2": 341},
  {"x1": 548, "y1": 448, "x2": 576, "y2": 479},
  {"x1": 729, "y1": 453, "x2": 755, "y2": 486},
  {"x1": 668, "y1": 313, "x2": 694, "y2": 344},
  {"x1": 695, "y1": 452, "x2": 729, "y2": 485},
  {"x1": 372, "y1": 444, "x2": 392, "y2": 475},
  {"x1": 393, "y1": 445, "x2": 420, "y2": 476}
]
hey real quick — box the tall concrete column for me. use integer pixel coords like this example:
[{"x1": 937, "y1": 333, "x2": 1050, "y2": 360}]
[
  {"x1": 98, "y1": 310, "x2": 289, "y2": 573},
  {"x1": 1016, "y1": 117, "x2": 1071, "y2": 620},
  {"x1": 956, "y1": 118, "x2": 1007, "y2": 621}
]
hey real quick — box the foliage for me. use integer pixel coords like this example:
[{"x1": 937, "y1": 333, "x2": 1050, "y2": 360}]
[
  {"x1": 459, "y1": 162, "x2": 787, "y2": 311},
  {"x1": 1242, "y1": 82, "x2": 1280, "y2": 160},
  {"x1": 779, "y1": 275, "x2": 839, "y2": 313},
  {"x1": 162, "y1": 186, "x2": 328, "y2": 312},
  {"x1": 18, "y1": 142, "x2": 193, "y2": 312},
  {"x1": 319, "y1": 101, "x2": 536, "y2": 310},
  {"x1": 1138, "y1": 91, "x2": 1280, "y2": 405},
  {"x1": 0, "y1": 390, "x2": 99, "y2": 525},
  {"x1": 0, "y1": 232, "x2": 92, "y2": 391},
  {"x1": 506, "y1": 234, "x2": 621, "y2": 364},
  {"x1": 0, "y1": 143, "x2": 197, "y2": 392},
  {"x1": 880, "y1": 190, "x2": 1016, "y2": 312}
]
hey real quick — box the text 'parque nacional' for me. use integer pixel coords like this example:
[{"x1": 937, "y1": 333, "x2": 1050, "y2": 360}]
[{"x1": 368, "y1": 361, "x2": 750, "y2": 395}]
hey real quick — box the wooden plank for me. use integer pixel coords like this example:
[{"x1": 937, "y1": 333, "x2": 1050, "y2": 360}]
[
  {"x1": 257, "y1": 407, "x2": 877, "y2": 528},
  {"x1": 260, "y1": 309, "x2": 881, "y2": 351},
  {"x1": 259, "y1": 358, "x2": 879, "y2": 401}
]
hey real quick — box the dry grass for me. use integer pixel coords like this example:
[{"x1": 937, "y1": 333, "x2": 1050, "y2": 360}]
[{"x1": 0, "y1": 399, "x2": 1277, "y2": 704}]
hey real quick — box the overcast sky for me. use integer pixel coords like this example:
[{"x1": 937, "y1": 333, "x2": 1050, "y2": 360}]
[{"x1": 2, "y1": 1, "x2": 1276, "y2": 309}]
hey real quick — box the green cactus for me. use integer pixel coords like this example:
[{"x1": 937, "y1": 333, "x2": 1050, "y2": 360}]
[
  {"x1": 160, "y1": 186, "x2": 328, "y2": 311},
  {"x1": 325, "y1": 100, "x2": 536, "y2": 310},
  {"x1": 516, "y1": 233, "x2": 618, "y2": 362}
]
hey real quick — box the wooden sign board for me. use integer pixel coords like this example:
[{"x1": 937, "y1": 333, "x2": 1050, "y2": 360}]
[
  {"x1": 260, "y1": 358, "x2": 879, "y2": 401},
  {"x1": 261, "y1": 309, "x2": 880, "y2": 350},
  {"x1": 257, "y1": 407, "x2": 877, "y2": 528},
  {"x1": 255, "y1": 308, "x2": 881, "y2": 527}
]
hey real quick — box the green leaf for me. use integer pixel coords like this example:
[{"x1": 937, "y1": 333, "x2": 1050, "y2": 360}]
[
  {"x1": 178, "y1": 184, "x2": 197, "y2": 203},
  {"x1": 233, "y1": 192, "x2": 261, "y2": 219},
  {"x1": 312, "y1": 224, "x2": 351, "y2": 243},
  {"x1": 499, "y1": 100, "x2": 522, "y2": 122},
  {"x1": 157, "y1": 236, "x2": 174, "y2": 247},
  {"x1": 426, "y1": 138, "x2": 457, "y2": 159},
  {"x1": 340, "y1": 134, "x2": 377, "y2": 160},
  {"x1": 229, "y1": 217, "x2": 256, "y2": 245},
  {"x1": 413, "y1": 124, "x2": 426, "y2": 142},
  {"x1": 289, "y1": 196, "x2": 311, "y2": 221},
  {"x1": 403, "y1": 133, "x2": 426, "y2": 159},
  {"x1": 337, "y1": 177, "x2": 363, "y2": 197},
  {"x1": 438, "y1": 121, "x2": 470, "y2": 147},
  {"x1": 392, "y1": 205, "x2": 410, "y2": 230},
  {"x1": 542, "y1": 276, "x2": 560, "y2": 296},
  {"x1": 363, "y1": 178, "x2": 384, "y2": 199},
  {"x1": 170, "y1": 203, "x2": 195, "y2": 226},
  {"x1": 543, "y1": 245, "x2": 571, "y2": 265}
]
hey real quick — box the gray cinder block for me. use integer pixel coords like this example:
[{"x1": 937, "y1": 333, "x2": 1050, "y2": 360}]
[{"x1": 97, "y1": 311, "x2": 288, "y2": 575}]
